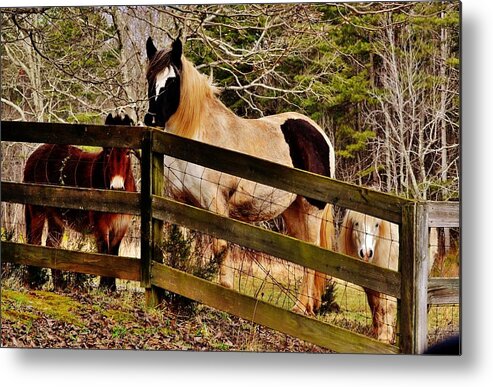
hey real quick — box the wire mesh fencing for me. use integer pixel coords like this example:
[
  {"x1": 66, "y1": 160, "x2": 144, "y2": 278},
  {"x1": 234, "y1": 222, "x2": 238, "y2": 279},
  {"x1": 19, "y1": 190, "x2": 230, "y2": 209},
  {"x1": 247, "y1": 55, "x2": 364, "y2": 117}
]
[{"x1": 1, "y1": 138, "x2": 460, "y2": 349}]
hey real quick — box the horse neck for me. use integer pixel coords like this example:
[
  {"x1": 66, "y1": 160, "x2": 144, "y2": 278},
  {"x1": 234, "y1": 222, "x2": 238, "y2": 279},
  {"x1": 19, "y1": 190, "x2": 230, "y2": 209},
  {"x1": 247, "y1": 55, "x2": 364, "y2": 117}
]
[
  {"x1": 124, "y1": 165, "x2": 137, "y2": 192},
  {"x1": 90, "y1": 152, "x2": 109, "y2": 189},
  {"x1": 375, "y1": 220, "x2": 399, "y2": 270}
]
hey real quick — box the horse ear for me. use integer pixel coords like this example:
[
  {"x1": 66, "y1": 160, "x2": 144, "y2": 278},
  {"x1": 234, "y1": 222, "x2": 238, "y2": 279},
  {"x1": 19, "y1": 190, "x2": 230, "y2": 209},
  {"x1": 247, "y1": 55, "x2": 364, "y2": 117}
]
[
  {"x1": 171, "y1": 38, "x2": 182, "y2": 68},
  {"x1": 105, "y1": 113, "x2": 114, "y2": 125},
  {"x1": 122, "y1": 115, "x2": 134, "y2": 126},
  {"x1": 146, "y1": 36, "x2": 157, "y2": 60}
]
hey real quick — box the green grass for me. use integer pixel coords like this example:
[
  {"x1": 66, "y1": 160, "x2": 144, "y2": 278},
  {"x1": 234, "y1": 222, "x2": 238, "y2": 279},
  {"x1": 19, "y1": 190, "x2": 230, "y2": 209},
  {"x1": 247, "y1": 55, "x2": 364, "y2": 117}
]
[
  {"x1": 2, "y1": 288, "x2": 86, "y2": 326},
  {"x1": 229, "y1": 268, "x2": 459, "y2": 342},
  {"x1": 230, "y1": 269, "x2": 376, "y2": 336}
]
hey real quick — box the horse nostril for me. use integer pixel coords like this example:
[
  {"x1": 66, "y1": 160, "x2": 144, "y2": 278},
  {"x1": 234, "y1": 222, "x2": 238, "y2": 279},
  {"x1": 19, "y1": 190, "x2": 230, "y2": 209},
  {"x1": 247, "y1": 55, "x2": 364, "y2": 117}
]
[
  {"x1": 368, "y1": 249, "x2": 373, "y2": 258},
  {"x1": 359, "y1": 249, "x2": 365, "y2": 259}
]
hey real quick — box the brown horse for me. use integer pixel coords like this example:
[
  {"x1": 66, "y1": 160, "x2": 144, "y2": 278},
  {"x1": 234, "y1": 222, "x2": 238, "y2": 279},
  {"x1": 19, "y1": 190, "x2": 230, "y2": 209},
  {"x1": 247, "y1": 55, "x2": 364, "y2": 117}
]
[
  {"x1": 23, "y1": 113, "x2": 136, "y2": 290},
  {"x1": 144, "y1": 36, "x2": 336, "y2": 315},
  {"x1": 322, "y1": 208, "x2": 437, "y2": 343}
]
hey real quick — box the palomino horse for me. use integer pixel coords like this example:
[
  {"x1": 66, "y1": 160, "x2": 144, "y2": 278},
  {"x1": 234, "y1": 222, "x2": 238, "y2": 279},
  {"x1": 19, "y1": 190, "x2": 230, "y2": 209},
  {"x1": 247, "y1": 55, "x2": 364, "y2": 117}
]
[
  {"x1": 23, "y1": 113, "x2": 136, "y2": 290},
  {"x1": 321, "y1": 208, "x2": 437, "y2": 343},
  {"x1": 144, "y1": 36, "x2": 335, "y2": 315}
]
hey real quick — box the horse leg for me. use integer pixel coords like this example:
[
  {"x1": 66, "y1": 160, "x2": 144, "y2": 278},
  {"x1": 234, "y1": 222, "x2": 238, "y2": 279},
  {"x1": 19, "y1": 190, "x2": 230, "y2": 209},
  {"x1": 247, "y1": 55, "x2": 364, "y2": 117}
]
[
  {"x1": 46, "y1": 217, "x2": 65, "y2": 290},
  {"x1": 365, "y1": 288, "x2": 396, "y2": 344},
  {"x1": 216, "y1": 239, "x2": 234, "y2": 288},
  {"x1": 282, "y1": 197, "x2": 326, "y2": 316},
  {"x1": 24, "y1": 205, "x2": 46, "y2": 289},
  {"x1": 207, "y1": 196, "x2": 234, "y2": 288},
  {"x1": 95, "y1": 230, "x2": 116, "y2": 291},
  {"x1": 100, "y1": 237, "x2": 121, "y2": 291}
]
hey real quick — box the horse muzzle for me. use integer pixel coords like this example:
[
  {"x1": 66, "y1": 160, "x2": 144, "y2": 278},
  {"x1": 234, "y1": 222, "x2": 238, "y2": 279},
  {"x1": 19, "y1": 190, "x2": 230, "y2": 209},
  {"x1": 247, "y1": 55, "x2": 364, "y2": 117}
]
[
  {"x1": 359, "y1": 248, "x2": 374, "y2": 263},
  {"x1": 110, "y1": 175, "x2": 125, "y2": 190},
  {"x1": 144, "y1": 112, "x2": 157, "y2": 127}
]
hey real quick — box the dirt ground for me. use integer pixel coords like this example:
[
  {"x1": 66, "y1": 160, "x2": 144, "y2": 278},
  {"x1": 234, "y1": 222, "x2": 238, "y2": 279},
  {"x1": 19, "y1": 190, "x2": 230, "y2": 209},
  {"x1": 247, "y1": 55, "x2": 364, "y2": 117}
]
[{"x1": 1, "y1": 282, "x2": 330, "y2": 353}]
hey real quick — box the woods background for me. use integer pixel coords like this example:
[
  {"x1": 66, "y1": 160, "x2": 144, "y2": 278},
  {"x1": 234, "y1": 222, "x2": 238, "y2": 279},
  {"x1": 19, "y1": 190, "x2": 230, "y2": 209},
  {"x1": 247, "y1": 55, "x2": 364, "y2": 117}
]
[{"x1": 1, "y1": 2, "x2": 460, "y2": 203}]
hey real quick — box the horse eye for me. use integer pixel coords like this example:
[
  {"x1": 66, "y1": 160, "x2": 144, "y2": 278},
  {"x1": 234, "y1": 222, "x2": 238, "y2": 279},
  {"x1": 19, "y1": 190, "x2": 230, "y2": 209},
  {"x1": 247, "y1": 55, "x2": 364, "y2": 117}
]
[
  {"x1": 375, "y1": 223, "x2": 379, "y2": 228},
  {"x1": 354, "y1": 222, "x2": 359, "y2": 227}
]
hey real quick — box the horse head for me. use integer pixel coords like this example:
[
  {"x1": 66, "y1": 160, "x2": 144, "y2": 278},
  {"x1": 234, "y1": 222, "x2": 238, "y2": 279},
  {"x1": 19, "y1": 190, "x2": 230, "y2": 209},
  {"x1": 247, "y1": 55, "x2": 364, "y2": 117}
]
[
  {"x1": 103, "y1": 112, "x2": 135, "y2": 191},
  {"x1": 343, "y1": 211, "x2": 383, "y2": 263},
  {"x1": 145, "y1": 36, "x2": 182, "y2": 127}
]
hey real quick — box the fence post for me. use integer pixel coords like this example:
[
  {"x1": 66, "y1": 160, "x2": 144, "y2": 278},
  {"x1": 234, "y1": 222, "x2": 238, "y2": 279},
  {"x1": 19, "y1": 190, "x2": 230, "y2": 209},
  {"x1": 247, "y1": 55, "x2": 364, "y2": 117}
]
[
  {"x1": 414, "y1": 203, "x2": 430, "y2": 354},
  {"x1": 140, "y1": 129, "x2": 152, "y2": 300},
  {"x1": 399, "y1": 202, "x2": 417, "y2": 354},
  {"x1": 149, "y1": 139, "x2": 165, "y2": 306},
  {"x1": 140, "y1": 129, "x2": 165, "y2": 307},
  {"x1": 399, "y1": 202, "x2": 430, "y2": 354}
]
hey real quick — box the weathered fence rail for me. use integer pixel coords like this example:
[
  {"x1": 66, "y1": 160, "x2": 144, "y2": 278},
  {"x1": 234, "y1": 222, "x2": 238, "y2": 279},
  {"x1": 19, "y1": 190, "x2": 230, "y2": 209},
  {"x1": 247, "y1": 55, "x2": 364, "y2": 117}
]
[
  {"x1": 1, "y1": 182, "x2": 141, "y2": 215},
  {"x1": 3, "y1": 241, "x2": 141, "y2": 282},
  {"x1": 152, "y1": 130, "x2": 408, "y2": 224},
  {"x1": 1, "y1": 120, "x2": 460, "y2": 354}
]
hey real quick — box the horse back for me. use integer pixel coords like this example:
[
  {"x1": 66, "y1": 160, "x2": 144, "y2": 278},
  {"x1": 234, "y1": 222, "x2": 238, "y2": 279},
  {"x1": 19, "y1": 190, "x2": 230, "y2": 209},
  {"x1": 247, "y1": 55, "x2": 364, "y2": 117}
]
[
  {"x1": 24, "y1": 144, "x2": 78, "y2": 185},
  {"x1": 24, "y1": 144, "x2": 101, "y2": 188}
]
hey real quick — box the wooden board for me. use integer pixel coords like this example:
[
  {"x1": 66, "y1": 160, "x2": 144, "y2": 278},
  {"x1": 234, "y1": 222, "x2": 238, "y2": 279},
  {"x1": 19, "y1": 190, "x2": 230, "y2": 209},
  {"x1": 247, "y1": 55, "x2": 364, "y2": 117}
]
[
  {"x1": 2, "y1": 241, "x2": 141, "y2": 281},
  {"x1": 428, "y1": 278, "x2": 460, "y2": 304},
  {"x1": 151, "y1": 262, "x2": 399, "y2": 354},
  {"x1": 1, "y1": 120, "x2": 145, "y2": 148},
  {"x1": 414, "y1": 203, "x2": 430, "y2": 354},
  {"x1": 398, "y1": 203, "x2": 417, "y2": 354},
  {"x1": 2, "y1": 182, "x2": 140, "y2": 215},
  {"x1": 140, "y1": 131, "x2": 152, "y2": 289},
  {"x1": 426, "y1": 201, "x2": 460, "y2": 228}
]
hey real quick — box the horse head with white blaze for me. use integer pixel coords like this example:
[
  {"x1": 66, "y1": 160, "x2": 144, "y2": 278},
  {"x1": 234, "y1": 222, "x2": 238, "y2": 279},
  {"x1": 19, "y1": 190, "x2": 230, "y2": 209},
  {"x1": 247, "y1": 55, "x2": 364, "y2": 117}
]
[
  {"x1": 326, "y1": 208, "x2": 438, "y2": 344},
  {"x1": 144, "y1": 35, "x2": 336, "y2": 315}
]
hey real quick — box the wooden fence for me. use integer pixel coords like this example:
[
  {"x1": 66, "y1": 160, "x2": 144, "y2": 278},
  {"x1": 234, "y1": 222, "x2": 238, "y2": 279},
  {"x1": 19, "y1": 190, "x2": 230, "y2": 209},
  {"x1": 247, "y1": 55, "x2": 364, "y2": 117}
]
[{"x1": 0, "y1": 120, "x2": 460, "y2": 354}]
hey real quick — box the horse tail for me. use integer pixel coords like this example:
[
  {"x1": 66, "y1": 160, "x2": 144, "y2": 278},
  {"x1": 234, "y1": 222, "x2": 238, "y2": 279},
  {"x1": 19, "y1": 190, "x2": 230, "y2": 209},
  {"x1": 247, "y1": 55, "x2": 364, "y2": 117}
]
[{"x1": 320, "y1": 204, "x2": 334, "y2": 251}]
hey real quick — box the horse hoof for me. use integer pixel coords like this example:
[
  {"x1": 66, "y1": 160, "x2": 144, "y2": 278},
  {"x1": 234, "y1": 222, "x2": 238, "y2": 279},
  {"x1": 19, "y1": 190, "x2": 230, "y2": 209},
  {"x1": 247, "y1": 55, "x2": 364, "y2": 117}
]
[
  {"x1": 219, "y1": 278, "x2": 234, "y2": 289},
  {"x1": 291, "y1": 303, "x2": 314, "y2": 316}
]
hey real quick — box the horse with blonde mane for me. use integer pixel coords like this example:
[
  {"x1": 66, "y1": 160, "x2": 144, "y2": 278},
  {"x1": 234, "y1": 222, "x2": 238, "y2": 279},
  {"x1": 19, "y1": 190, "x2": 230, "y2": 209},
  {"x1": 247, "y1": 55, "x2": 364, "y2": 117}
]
[
  {"x1": 320, "y1": 207, "x2": 437, "y2": 343},
  {"x1": 144, "y1": 36, "x2": 335, "y2": 315}
]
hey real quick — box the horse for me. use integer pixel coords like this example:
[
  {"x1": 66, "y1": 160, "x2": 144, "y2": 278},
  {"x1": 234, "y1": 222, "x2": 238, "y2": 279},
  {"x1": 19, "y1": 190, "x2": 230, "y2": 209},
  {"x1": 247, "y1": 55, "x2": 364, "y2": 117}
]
[
  {"x1": 143, "y1": 36, "x2": 335, "y2": 315},
  {"x1": 23, "y1": 112, "x2": 136, "y2": 291},
  {"x1": 321, "y1": 207, "x2": 437, "y2": 344}
]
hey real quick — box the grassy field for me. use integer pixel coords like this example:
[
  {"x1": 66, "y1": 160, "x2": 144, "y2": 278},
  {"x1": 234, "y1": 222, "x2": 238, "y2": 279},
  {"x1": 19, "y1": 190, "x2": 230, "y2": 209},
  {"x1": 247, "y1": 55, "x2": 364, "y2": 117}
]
[{"x1": 228, "y1": 256, "x2": 460, "y2": 347}]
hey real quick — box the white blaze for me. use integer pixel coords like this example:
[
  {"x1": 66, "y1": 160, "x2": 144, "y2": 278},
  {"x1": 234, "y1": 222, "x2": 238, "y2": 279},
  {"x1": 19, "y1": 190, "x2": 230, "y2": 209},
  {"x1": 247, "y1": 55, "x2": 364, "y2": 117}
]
[
  {"x1": 361, "y1": 222, "x2": 376, "y2": 262},
  {"x1": 353, "y1": 218, "x2": 378, "y2": 262},
  {"x1": 155, "y1": 66, "x2": 176, "y2": 100},
  {"x1": 110, "y1": 175, "x2": 125, "y2": 190}
]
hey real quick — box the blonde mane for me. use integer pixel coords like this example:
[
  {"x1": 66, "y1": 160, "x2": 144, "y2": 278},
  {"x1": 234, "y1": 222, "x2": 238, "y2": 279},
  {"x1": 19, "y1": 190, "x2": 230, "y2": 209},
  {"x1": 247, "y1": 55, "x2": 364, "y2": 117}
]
[
  {"x1": 320, "y1": 204, "x2": 335, "y2": 251},
  {"x1": 166, "y1": 57, "x2": 220, "y2": 138}
]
